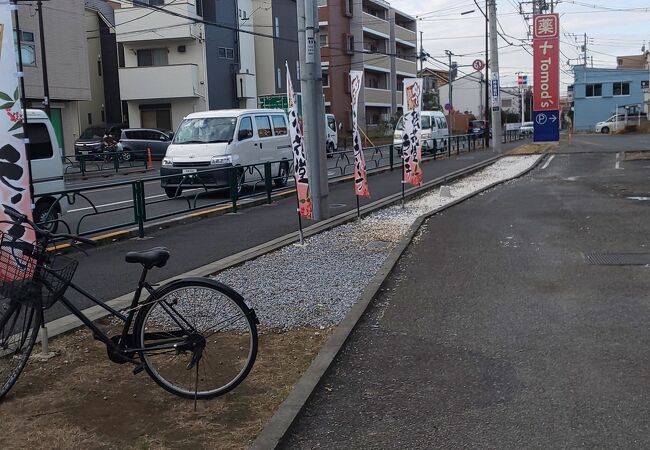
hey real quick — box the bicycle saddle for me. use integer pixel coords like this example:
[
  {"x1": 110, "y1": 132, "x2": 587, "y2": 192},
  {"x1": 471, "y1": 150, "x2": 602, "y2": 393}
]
[{"x1": 125, "y1": 247, "x2": 170, "y2": 269}]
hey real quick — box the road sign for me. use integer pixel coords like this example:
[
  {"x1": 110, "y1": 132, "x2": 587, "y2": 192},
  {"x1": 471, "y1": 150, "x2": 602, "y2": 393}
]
[
  {"x1": 472, "y1": 59, "x2": 485, "y2": 71},
  {"x1": 533, "y1": 110, "x2": 560, "y2": 143},
  {"x1": 491, "y1": 74, "x2": 500, "y2": 108}
]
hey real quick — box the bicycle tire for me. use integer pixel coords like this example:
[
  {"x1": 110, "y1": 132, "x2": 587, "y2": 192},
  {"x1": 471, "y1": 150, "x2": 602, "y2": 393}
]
[
  {"x1": 134, "y1": 278, "x2": 258, "y2": 399},
  {"x1": 0, "y1": 300, "x2": 41, "y2": 400}
]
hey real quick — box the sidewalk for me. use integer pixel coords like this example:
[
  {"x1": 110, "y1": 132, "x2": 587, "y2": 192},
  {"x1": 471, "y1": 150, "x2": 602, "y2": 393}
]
[{"x1": 281, "y1": 151, "x2": 650, "y2": 448}]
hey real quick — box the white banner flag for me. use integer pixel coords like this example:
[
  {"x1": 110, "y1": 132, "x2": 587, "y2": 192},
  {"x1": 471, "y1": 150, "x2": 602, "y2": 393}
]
[
  {"x1": 401, "y1": 78, "x2": 423, "y2": 186},
  {"x1": 349, "y1": 70, "x2": 369, "y2": 197},
  {"x1": 286, "y1": 62, "x2": 312, "y2": 219}
]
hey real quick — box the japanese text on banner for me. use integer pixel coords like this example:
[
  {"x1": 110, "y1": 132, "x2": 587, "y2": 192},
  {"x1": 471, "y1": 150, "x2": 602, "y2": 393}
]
[
  {"x1": 401, "y1": 78, "x2": 423, "y2": 187},
  {"x1": 285, "y1": 62, "x2": 312, "y2": 219},
  {"x1": 533, "y1": 13, "x2": 560, "y2": 111},
  {"x1": 349, "y1": 70, "x2": 369, "y2": 197},
  {"x1": 0, "y1": 3, "x2": 36, "y2": 281}
]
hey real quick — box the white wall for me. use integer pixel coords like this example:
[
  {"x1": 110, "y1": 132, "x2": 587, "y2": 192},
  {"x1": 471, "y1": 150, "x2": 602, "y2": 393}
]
[
  {"x1": 238, "y1": 0, "x2": 258, "y2": 108},
  {"x1": 438, "y1": 71, "x2": 484, "y2": 117},
  {"x1": 253, "y1": 1, "x2": 275, "y2": 97},
  {"x1": 78, "y1": 11, "x2": 107, "y2": 129}
]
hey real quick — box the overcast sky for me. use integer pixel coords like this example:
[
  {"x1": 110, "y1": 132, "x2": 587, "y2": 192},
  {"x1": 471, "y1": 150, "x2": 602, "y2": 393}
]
[{"x1": 390, "y1": 0, "x2": 650, "y2": 92}]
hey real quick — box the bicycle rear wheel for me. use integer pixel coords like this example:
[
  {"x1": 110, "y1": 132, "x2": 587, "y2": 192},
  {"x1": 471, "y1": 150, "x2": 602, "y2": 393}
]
[
  {"x1": 134, "y1": 279, "x2": 258, "y2": 399},
  {"x1": 0, "y1": 299, "x2": 41, "y2": 400}
]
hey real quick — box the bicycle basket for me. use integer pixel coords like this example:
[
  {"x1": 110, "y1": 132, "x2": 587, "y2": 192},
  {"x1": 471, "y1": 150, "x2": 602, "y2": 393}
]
[{"x1": 0, "y1": 232, "x2": 78, "y2": 309}]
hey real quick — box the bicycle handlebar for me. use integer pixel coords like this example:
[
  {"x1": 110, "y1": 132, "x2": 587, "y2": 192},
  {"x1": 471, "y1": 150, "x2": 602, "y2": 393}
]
[{"x1": 2, "y1": 204, "x2": 97, "y2": 247}]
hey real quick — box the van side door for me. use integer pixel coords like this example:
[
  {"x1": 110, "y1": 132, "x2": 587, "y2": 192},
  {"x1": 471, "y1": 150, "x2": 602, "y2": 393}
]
[
  {"x1": 235, "y1": 115, "x2": 258, "y2": 166},
  {"x1": 255, "y1": 114, "x2": 275, "y2": 165}
]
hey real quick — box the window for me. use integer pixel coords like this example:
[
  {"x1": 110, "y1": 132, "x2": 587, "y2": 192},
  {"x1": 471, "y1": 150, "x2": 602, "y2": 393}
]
[
  {"x1": 14, "y1": 30, "x2": 36, "y2": 66},
  {"x1": 320, "y1": 33, "x2": 328, "y2": 47},
  {"x1": 196, "y1": 0, "x2": 203, "y2": 17},
  {"x1": 346, "y1": 34, "x2": 354, "y2": 54},
  {"x1": 613, "y1": 82, "x2": 630, "y2": 96},
  {"x1": 142, "y1": 0, "x2": 164, "y2": 5},
  {"x1": 87, "y1": 113, "x2": 92, "y2": 125},
  {"x1": 585, "y1": 83, "x2": 602, "y2": 97},
  {"x1": 345, "y1": 0, "x2": 353, "y2": 16},
  {"x1": 218, "y1": 47, "x2": 226, "y2": 58},
  {"x1": 327, "y1": 116, "x2": 336, "y2": 132},
  {"x1": 255, "y1": 116, "x2": 272, "y2": 137},
  {"x1": 226, "y1": 48, "x2": 234, "y2": 59},
  {"x1": 317, "y1": 0, "x2": 326, "y2": 6},
  {"x1": 275, "y1": 17, "x2": 280, "y2": 38},
  {"x1": 276, "y1": 67, "x2": 282, "y2": 89},
  {"x1": 140, "y1": 104, "x2": 172, "y2": 130},
  {"x1": 238, "y1": 117, "x2": 253, "y2": 140},
  {"x1": 24, "y1": 123, "x2": 53, "y2": 160},
  {"x1": 174, "y1": 117, "x2": 237, "y2": 143},
  {"x1": 271, "y1": 115, "x2": 288, "y2": 135},
  {"x1": 137, "y1": 48, "x2": 168, "y2": 67},
  {"x1": 322, "y1": 70, "x2": 329, "y2": 87},
  {"x1": 97, "y1": 59, "x2": 102, "y2": 77},
  {"x1": 218, "y1": 47, "x2": 234, "y2": 59}
]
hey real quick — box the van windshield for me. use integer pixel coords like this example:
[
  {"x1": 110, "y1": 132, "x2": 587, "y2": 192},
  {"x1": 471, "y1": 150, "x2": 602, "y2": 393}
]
[
  {"x1": 421, "y1": 116, "x2": 432, "y2": 129},
  {"x1": 173, "y1": 117, "x2": 237, "y2": 144}
]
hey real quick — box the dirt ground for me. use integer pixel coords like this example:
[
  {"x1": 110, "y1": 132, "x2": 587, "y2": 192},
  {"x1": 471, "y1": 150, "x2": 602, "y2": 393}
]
[{"x1": 0, "y1": 321, "x2": 330, "y2": 449}]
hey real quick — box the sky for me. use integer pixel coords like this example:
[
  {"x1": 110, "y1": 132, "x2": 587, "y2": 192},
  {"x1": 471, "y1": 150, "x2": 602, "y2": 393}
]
[{"x1": 389, "y1": 0, "x2": 650, "y2": 92}]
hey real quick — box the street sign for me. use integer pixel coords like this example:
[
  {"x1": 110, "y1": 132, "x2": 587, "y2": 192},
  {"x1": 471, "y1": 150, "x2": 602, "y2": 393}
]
[
  {"x1": 472, "y1": 59, "x2": 485, "y2": 71},
  {"x1": 533, "y1": 110, "x2": 560, "y2": 142},
  {"x1": 491, "y1": 73, "x2": 500, "y2": 108}
]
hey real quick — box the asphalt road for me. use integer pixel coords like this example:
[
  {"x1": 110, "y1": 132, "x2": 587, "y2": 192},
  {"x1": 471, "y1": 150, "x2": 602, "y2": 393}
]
[
  {"x1": 45, "y1": 143, "x2": 507, "y2": 322},
  {"x1": 282, "y1": 149, "x2": 650, "y2": 447}
]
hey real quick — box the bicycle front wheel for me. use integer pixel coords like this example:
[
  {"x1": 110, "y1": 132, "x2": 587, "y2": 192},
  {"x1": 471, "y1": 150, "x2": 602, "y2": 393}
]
[
  {"x1": 0, "y1": 299, "x2": 41, "y2": 400},
  {"x1": 134, "y1": 279, "x2": 258, "y2": 399}
]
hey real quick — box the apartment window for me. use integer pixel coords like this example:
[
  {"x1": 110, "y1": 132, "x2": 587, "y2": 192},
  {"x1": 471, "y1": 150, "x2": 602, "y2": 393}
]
[
  {"x1": 137, "y1": 48, "x2": 168, "y2": 67},
  {"x1": 322, "y1": 69, "x2": 329, "y2": 87},
  {"x1": 196, "y1": 0, "x2": 203, "y2": 17},
  {"x1": 585, "y1": 83, "x2": 602, "y2": 97},
  {"x1": 320, "y1": 33, "x2": 328, "y2": 47},
  {"x1": 344, "y1": 0, "x2": 353, "y2": 16},
  {"x1": 613, "y1": 82, "x2": 630, "y2": 96},
  {"x1": 226, "y1": 48, "x2": 234, "y2": 59},
  {"x1": 140, "y1": 104, "x2": 172, "y2": 130},
  {"x1": 275, "y1": 17, "x2": 280, "y2": 38},
  {"x1": 14, "y1": 30, "x2": 36, "y2": 66},
  {"x1": 218, "y1": 47, "x2": 234, "y2": 59},
  {"x1": 143, "y1": 0, "x2": 165, "y2": 5},
  {"x1": 317, "y1": 0, "x2": 327, "y2": 5},
  {"x1": 277, "y1": 67, "x2": 282, "y2": 89},
  {"x1": 345, "y1": 34, "x2": 354, "y2": 54}
]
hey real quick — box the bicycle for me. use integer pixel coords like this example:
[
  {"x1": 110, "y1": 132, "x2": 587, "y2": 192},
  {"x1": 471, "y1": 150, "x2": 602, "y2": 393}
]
[{"x1": 0, "y1": 204, "x2": 259, "y2": 402}]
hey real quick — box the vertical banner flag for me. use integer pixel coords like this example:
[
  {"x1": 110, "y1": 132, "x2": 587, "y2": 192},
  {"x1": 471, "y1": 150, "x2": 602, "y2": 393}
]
[
  {"x1": 349, "y1": 70, "x2": 369, "y2": 197},
  {"x1": 533, "y1": 13, "x2": 560, "y2": 143},
  {"x1": 401, "y1": 78, "x2": 423, "y2": 187},
  {"x1": 1, "y1": 2, "x2": 35, "y2": 281},
  {"x1": 285, "y1": 62, "x2": 312, "y2": 219}
]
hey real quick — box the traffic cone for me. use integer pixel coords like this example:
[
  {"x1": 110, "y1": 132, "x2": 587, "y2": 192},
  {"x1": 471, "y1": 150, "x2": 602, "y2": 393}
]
[{"x1": 146, "y1": 147, "x2": 153, "y2": 170}]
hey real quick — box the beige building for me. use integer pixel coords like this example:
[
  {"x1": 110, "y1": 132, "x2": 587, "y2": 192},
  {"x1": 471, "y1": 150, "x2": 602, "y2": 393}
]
[{"x1": 17, "y1": 0, "x2": 91, "y2": 153}]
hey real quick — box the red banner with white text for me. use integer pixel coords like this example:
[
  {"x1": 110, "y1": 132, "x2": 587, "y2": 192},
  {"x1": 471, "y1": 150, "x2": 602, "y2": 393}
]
[{"x1": 533, "y1": 13, "x2": 560, "y2": 111}]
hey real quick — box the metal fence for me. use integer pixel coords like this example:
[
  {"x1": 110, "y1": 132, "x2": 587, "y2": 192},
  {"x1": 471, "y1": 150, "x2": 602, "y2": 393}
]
[
  {"x1": 39, "y1": 132, "x2": 529, "y2": 240},
  {"x1": 63, "y1": 150, "x2": 150, "y2": 177}
]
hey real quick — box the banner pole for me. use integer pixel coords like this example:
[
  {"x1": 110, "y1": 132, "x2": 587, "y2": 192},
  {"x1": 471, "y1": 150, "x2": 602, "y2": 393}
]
[
  {"x1": 401, "y1": 158, "x2": 405, "y2": 208},
  {"x1": 295, "y1": 191, "x2": 305, "y2": 245},
  {"x1": 356, "y1": 195, "x2": 360, "y2": 220}
]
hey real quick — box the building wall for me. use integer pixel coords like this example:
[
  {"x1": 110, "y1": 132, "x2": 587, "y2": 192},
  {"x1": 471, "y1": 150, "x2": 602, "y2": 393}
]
[
  {"x1": 204, "y1": 0, "x2": 238, "y2": 109},
  {"x1": 438, "y1": 71, "x2": 484, "y2": 117},
  {"x1": 253, "y1": 0, "x2": 276, "y2": 97},
  {"x1": 573, "y1": 65, "x2": 650, "y2": 131},
  {"x1": 78, "y1": 11, "x2": 107, "y2": 130},
  {"x1": 238, "y1": 0, "x2": 257, "y2": 108},
  {"x1": 273, "y1": 0, "x2": 299, "y2": 96}
]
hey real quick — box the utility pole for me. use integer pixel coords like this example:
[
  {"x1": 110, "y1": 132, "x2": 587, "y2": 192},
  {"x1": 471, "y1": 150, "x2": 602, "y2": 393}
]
[
  {"x1": 36, "y1": 0, "x2": 51, "y2": 117},
  {"x1": 297, "y1": 0, "x2": 329, "y2": 219},
  {"x1": 488, "y1": 0, "x2": 502, "y2": 152},
  {"x1": 419, "y1": 31, "x2": 423, "y2": 74},
  {"x1": 583, "y1": 33, "x2": 588, "y2": 66},
  {"x1": 484, "y1": 0, "x2": 489, "y2": 147},
  {"x1": 445, "y1": 50, "x2": 453, "y2": 133}
]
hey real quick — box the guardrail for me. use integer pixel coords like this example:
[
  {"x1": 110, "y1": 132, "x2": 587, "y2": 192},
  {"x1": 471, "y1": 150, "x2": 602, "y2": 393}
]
[
  {"x1": 38, "y1": 132, "x2": 529, "y2": 240},
  {"x1": 63, "y1": 150, "x2": 150, "y2": 177}
]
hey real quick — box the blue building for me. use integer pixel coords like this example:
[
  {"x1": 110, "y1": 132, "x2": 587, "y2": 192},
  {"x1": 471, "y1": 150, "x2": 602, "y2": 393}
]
[{"x1": 572, "y1": 65, "x2": 649, "y2": 131}]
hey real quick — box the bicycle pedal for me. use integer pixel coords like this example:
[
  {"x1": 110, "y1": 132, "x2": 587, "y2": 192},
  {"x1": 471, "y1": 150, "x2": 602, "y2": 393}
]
[{"x1": 132, "y1": 364, "x2": 145, "y2": 375}]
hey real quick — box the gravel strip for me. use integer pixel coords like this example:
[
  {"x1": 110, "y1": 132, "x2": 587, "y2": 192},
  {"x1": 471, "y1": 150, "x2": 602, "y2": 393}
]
[{"x1": 215, "y1": 155, "x2": 540, "y2": 330}]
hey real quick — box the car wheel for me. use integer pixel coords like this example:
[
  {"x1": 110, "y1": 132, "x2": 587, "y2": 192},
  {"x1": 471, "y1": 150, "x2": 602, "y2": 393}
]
[
  {"x1": 34, "y1": 200, "x2": 59, "y2": 233},
  {"x1": 274, "y1": 162, "x2": 289, "y2": 188},
  {"x1": 121, "y1": 149, "x2": 132, "y2": 161},
  {"x1": 601, "y1": 127, "x2": 610, "y2": 134},
  {"x1": 236, "y1": 168, "x2": 245, "y2": 195},
  {"x1": 165, "y1": 187, "x2": 182, "y2": 198}
]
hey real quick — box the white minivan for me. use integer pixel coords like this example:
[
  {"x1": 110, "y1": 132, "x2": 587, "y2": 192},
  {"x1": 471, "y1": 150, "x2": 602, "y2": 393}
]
[
  {"x1": 24, "y1": 109, "x2": 68, "y2": 230},
  {"x1": 161, "y1": 109, "x2": 293, "y2": 198},
  {"x1": 325, "y1": 113, "x2": 339, "y2": 155},
  {"x1": 393, "y1": 110, "x2": 449, "y2": 154}
]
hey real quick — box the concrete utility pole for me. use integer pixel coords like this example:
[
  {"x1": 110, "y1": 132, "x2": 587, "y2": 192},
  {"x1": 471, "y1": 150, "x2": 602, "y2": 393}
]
[
  {"x1": 445, "y1": 50, "x2": 453, "y2": 132},
  {"x1": 488, "y1": 0, "x2": 502, "y2": 152},
  {"x1": 297, "y1": 0, "x2": 329, "y2": 219},
  {"x1": 484, "y1": 0, "x2": 489, "y2": 147}
]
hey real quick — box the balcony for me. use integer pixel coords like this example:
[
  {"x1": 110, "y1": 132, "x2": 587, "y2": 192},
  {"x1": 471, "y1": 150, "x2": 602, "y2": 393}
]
[
  {"x1": 394, "y1": 24, "x2": 416, "y2": 45},
  {"x1": 396, "y1": 58, "x2": 416, "y2": 76},
  {"x1": 362, "y1": 12, "x2": 390, "y2": 38},
  {"x1": 364, "y1": 88, "x2": 392, "y2": 105},
  {"x1": 363, "y1": 52, "x2": 391, "y2": 72},
  {"x1": 119, "y1": 64, "x2": 199, "y2": 100},
  {"x1": 115, "y1": 3, "x2": 200, "y2": 43}
]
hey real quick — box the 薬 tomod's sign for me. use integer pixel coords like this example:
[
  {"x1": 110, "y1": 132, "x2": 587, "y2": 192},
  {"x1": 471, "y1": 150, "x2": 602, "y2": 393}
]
[{"x1": 533, "y1": 13, "x2": 560, "y2": 143}]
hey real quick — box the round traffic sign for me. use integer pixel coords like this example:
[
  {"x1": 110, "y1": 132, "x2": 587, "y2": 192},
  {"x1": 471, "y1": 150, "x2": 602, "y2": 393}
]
[{"x1": 472, "y1": 59, "x2": 485, "y2": 71}]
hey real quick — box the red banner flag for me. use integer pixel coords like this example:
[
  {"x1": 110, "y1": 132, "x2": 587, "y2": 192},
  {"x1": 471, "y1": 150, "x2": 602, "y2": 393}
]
[
  {"x1": 350, "y1": 70, "x2": 369, "y2": 197},
  {"x1": 401, "y1": 78, "x2": 423, "y2": 187}
]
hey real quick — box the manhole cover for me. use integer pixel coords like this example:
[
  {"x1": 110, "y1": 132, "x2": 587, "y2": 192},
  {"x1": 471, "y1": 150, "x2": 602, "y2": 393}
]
[{"x1": 584, "y1": 253, "x2": 650, "y2": 266}]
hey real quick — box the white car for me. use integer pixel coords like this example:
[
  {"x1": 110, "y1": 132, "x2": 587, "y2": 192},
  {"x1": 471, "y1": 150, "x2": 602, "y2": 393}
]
[
  {"x1": 519, "y1": 121, "x2": 534, "y2": 136},
  {"x1": 595, "y1": 114, "x2": 625, "y2": 134},
  {"x1": 394, "y1": 110, "x2": 449, "y2": 154}
]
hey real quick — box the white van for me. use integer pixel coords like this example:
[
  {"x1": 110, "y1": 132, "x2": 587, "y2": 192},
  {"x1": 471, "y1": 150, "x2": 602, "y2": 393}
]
[
  {"x1": 595, "y1": 114, "x2": 626, "y2": 134},
  {"x1": 393, "y1": 110, "x2": 449, "y2": 154},
  {"x1": 161, "y1": 109, "x2": 293, "y2": 198},
  {"x1": 24, "y1": 109, "x2": 68, "y2": 230},
  {"x1": 325, "y1": 113, "x2": 339, "y2": 154}
]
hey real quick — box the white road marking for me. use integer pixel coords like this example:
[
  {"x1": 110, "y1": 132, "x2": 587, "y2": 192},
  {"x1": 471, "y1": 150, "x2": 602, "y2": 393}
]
[
  {"x1": 67, "y1": 188, "x2": 202, "y2": 213},
  {"x1": 615, "y1": 152, "x2": 622, "y2": 169},
  {"x1": 541, "y1": 154, "x2": 555, "y2": 170}
]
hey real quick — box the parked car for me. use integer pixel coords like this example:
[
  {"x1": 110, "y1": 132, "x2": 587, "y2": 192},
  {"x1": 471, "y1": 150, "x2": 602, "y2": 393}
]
[
  {"x1": 595, "y1": 114, "x2": 626, "y2": 134},
  {"x1": 119, "y1": 128, "x2": 173, "y2": 160},
  {"x1": 519, "y1": 121, "x2": 534, "y2": 136},
  {"x1": 393, "y1": 110, "x2": 449, "y2": 154},
  {"x1": 326, "y1": 113, "x2": 340, "y2": 156},
  {"x1": 161, "y1": 109, "x2": 293, "y2": 198},
  {"x1": 24, "y1": 109, "x2": 69, "y2": 232},
  {"x1": 74, "y1": 123, "x2": 127, "y2": 159}
]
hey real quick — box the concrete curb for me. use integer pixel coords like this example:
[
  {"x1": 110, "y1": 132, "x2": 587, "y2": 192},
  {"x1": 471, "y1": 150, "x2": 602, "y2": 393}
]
[
  {"x1": 43, "y1": 153, "x2": 503, "y2": 342},
  {"x1": 248, "y1": 153, "x2": 546, "y2": 450}
]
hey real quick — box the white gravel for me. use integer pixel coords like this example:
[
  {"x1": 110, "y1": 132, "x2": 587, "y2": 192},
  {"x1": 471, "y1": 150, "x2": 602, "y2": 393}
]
[{"x1": 214, "y1": 155, "x2": 540, "y2": 330}]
